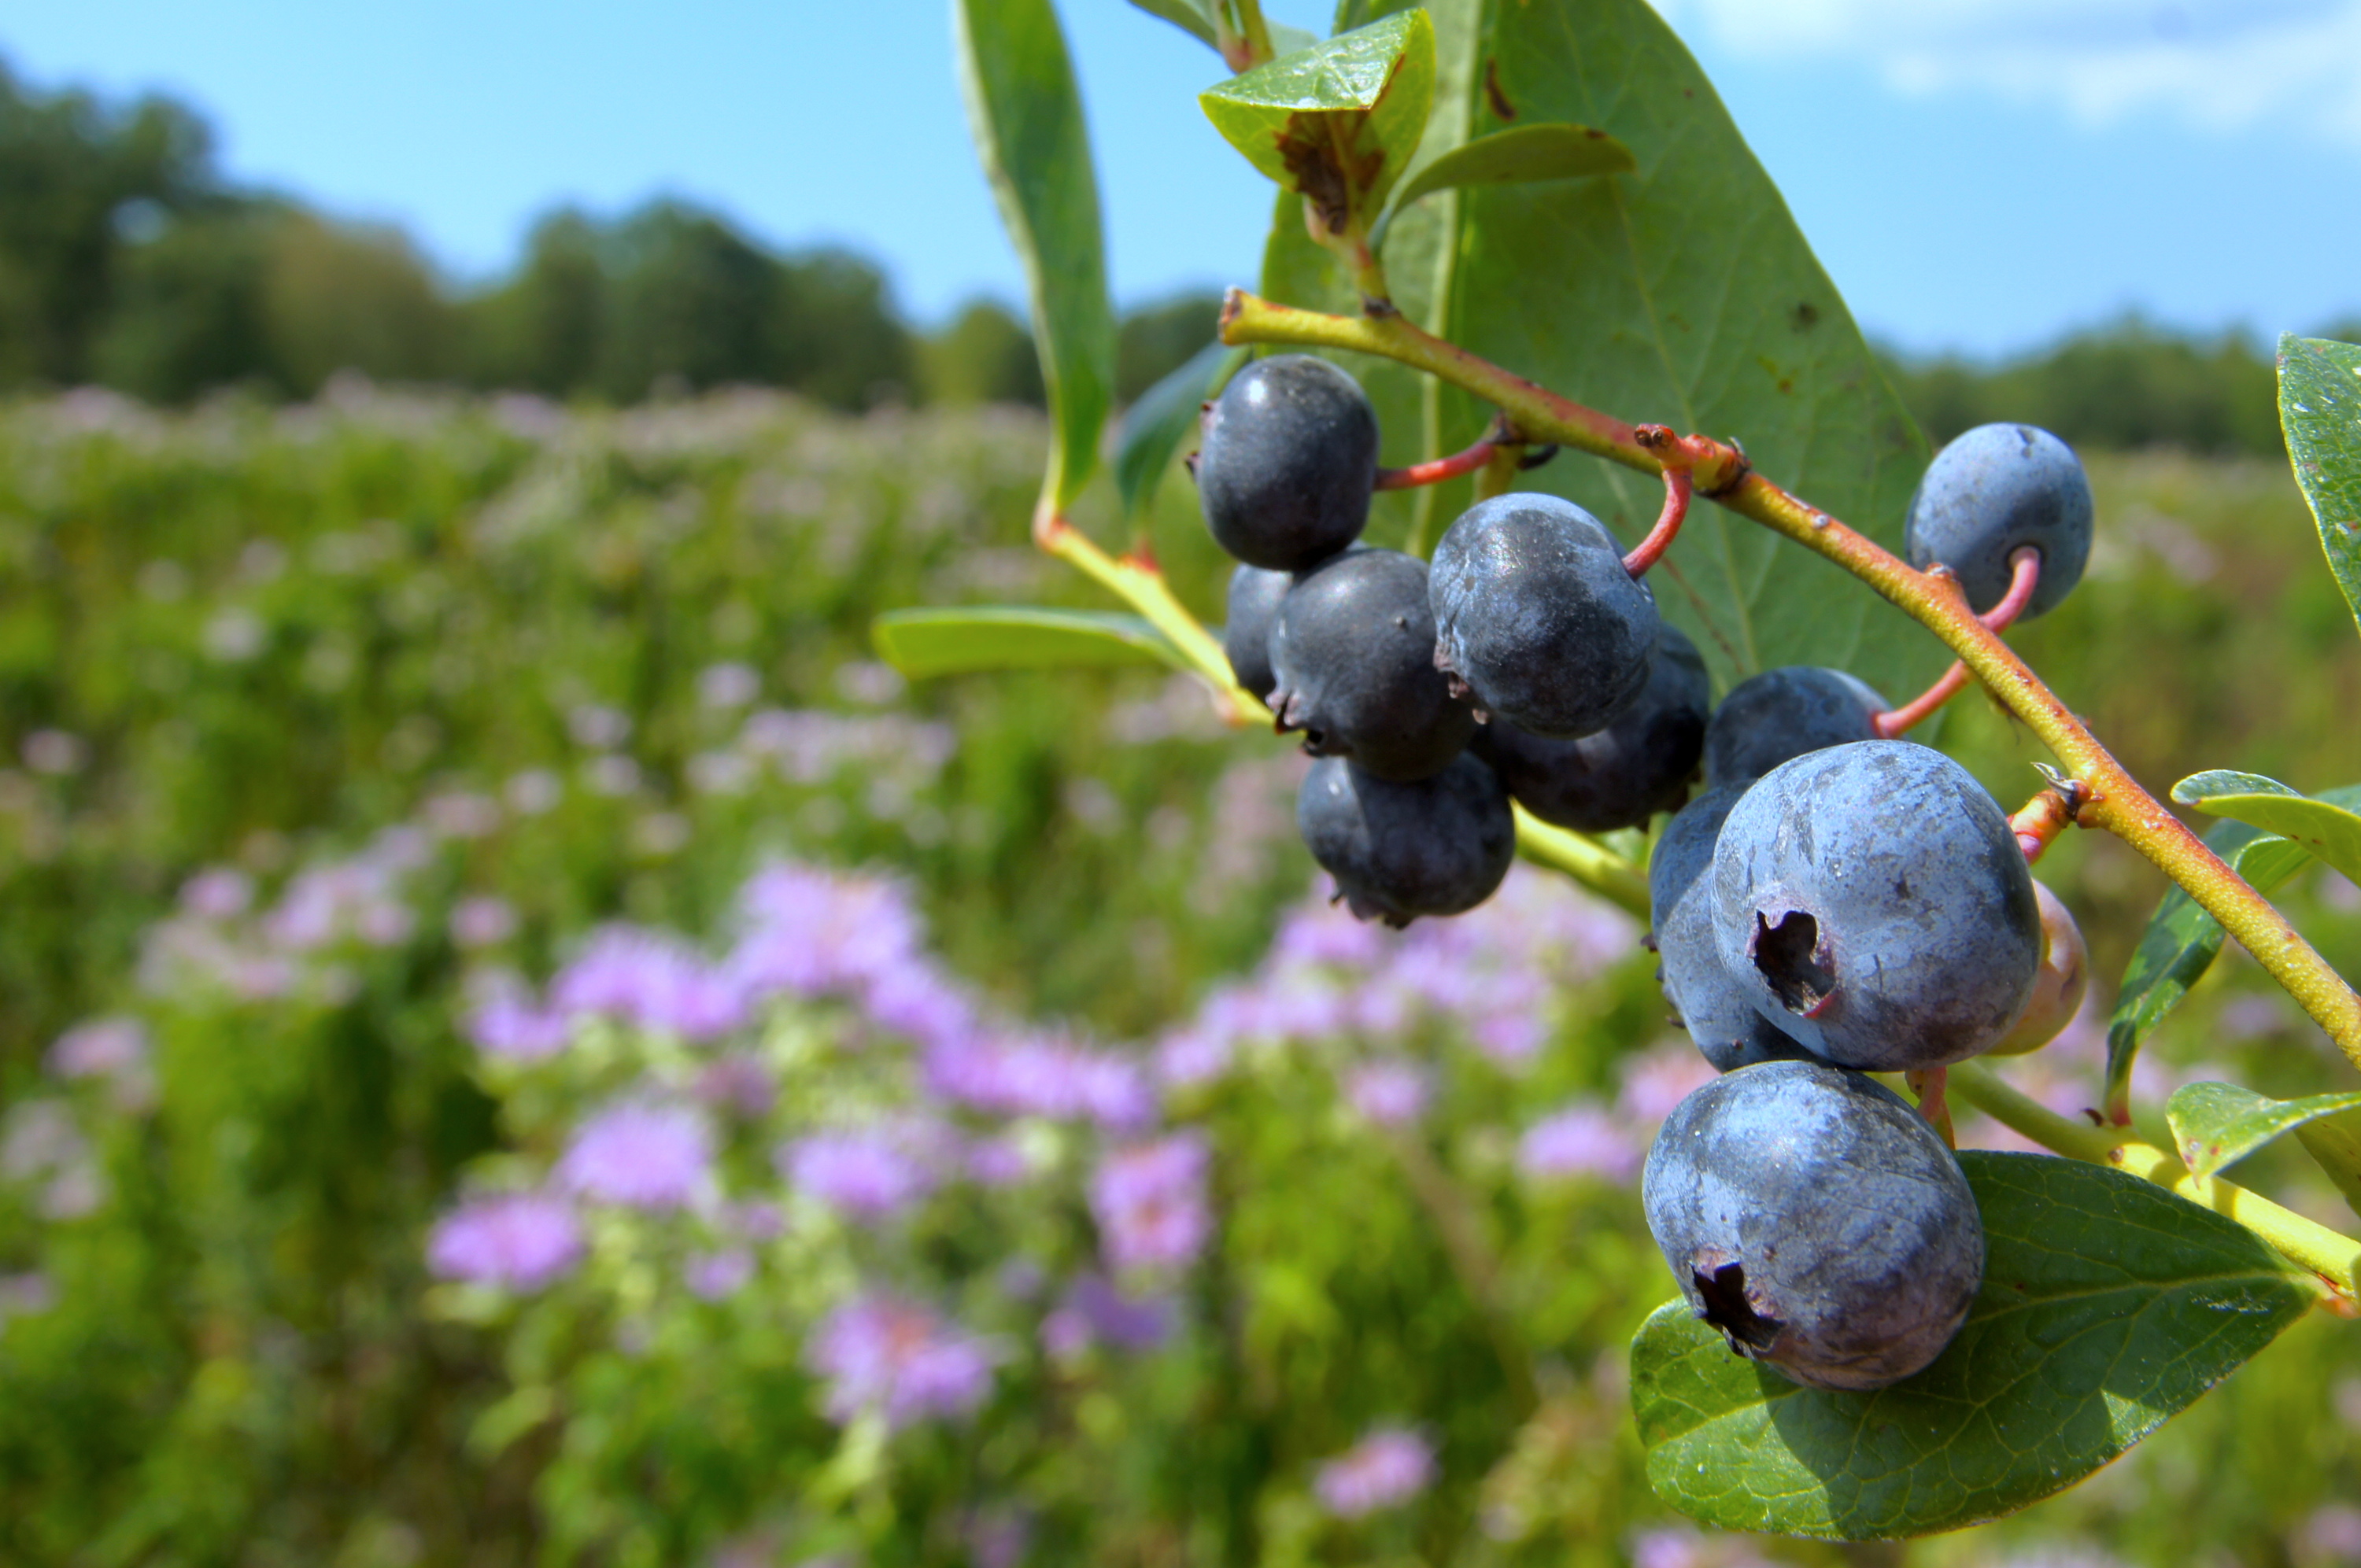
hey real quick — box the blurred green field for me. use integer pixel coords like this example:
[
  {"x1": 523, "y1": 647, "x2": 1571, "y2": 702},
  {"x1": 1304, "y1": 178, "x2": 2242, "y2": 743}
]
[{"x1": 3, "y1": 388, "x2": 2361, "y2": 1566}]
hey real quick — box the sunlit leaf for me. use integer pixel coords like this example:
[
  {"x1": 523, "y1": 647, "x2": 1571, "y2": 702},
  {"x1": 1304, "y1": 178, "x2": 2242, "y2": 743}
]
[
  {"x1": 872, "y1": 607, "x2": 1184, "y2": 677},
  {"x1": 1386, "y1": 122, "x2": 1634, "y2": 218},
  {"x1": 2278, "y1": 334, "x2": 2361, "y2": 641},
  {"x1": 955, "y1": 0, "x2": 1117, "y2": 514},
  {"x1": 1631, "y1": 1152, "x2": 2314, "y2": 1540},
  {"x1": 2297, "y1": 1109, "x2": 2361, "y2": 1221},
  {"x1": 1127, "y1": 0, "x2": 1221, "y2": 50},
  {"x1": 1258, "y1": 0, "x2": 1946, "y2": 698},
  {"x1": 2167, "y1": 1082, "x2": 2361, "y2": 1180},
  {"x1": 2172, "y1": 769, "x2": 2361, "y2": 887},
  {"x1": 1201, "y1": 10, "x2": 1437, "y2": 216},
  {"x1": 1114, "y1": 341, "x2": 1246, "y2": 525}
]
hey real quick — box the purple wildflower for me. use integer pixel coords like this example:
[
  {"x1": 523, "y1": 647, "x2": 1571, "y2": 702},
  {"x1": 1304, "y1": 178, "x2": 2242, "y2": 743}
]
[
  {"x1": 1517, "y1": 1102, "x2": 1641, "y2": 1184},
  {"x1": 553, "y1": 927, "x2": 745, "y2": 1041},
  {"x1": 922, "y1": 1028, "x2": 1155, "y2": 1130},
  {"x1": 464, "y1": 975, "x2": 572, "y2": 1062},
  {"x1": 1313, "y1": 1426, "x2": 1435, "y2": 1519},
  {"x1": 697, "y1": 661, "x2": 762, "y2": 709},
  {"x1": 694, "y1": 1053, "x2": 778, "y2": 1117},
  {"x1": 687, "y1": 1248, "x2": 756, "y2": 1301},
  {"x1": 1040, "y1": 1273, "x2": 1177, "y2": 1359},
  {"x1": 450, "y1": 895, "x2": 519, "y2": 948},
  {"x1": 427, "y1": 1191, "x2": 584, "y2": 1290},
  {"x1": 782, "y1": 1126, "x2": 940, "y2": 1219},
  {"x1": 807, "y1": 1294, "x2": 999, "y2": 1427},
  {"x1": 48, "y1": 1016, "x2": 149, "y2": 1082},
  {"x1": 1089, "y1": 1133, "x2": 1212, "y2": 1273},
  {"x1": 558, "y1": 1101, "x2": 712, "y2": 1210},
  {"x1": 179, "y1": 867, "x2": 254, "y2": 920},
  {"x1": 1616, "y1": 1044, "x2": 1717, "y2": 1125},
  {"x1": 1343, "y1": 1060, "x2": 1431, "y2": 1127},
  {"x1": 422, "y1": 791, "x2": 501, "y2": 839}
]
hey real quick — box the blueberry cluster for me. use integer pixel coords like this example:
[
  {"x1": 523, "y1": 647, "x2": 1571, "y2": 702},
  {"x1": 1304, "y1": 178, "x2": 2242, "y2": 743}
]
[
  {"x1": 1203, "y1": 356, "x2": 1701, "y2": 927},
  {"x1": 1641, "y1": 422, "x2": 2095, "y2": 1390}
]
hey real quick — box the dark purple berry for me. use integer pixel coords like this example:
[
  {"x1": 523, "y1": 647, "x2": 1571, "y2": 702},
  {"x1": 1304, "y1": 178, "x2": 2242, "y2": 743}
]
[
  {"x1": 1642, "y1": 1058, "x2": 1983, "y2": 1390},
  {"x1": 1701, "y1": 666, "x2": 1887, "y2": 787},
  {"x1": 1296, "y1": 754, "x2": 1514, "y2": 927},
  {"x1": 1905, "y1": 423, "x2": 2092, "y2": 620},
  {"x1": 1222, "y1": 564, "x2": 1291, "y2": 703},
  {"x1": 1476, "y1": 625, "x2": 1707, "y2": 833},
  {"x1": 1269, "y1": 548, "x2": 1475, "y2": 782},
  {"x1": 1195, "y1": 354, "x2": 1379, "y2": 571},
  {"x1": 1648, "y1": 782, "x2": 1809, "y2": 1072},
  {"x1": 1709, "y1": 740, "x2": 2041, "y2": 1071},
  {"x1": 1429, "y1": 493, "x2": 1661, "y2": 737}
]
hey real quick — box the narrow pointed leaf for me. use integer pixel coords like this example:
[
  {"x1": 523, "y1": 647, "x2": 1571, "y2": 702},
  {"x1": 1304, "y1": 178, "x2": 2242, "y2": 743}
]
[
  {"x1": 1200, "y1": 9, "x2": 1436, "y2": 212},
  {"x1": 2104, "y1": 821, "x2": 2316, "y2": 1112},
  {"x1": 872, "y1": 607, "x2": 1184, "y2": 678},
  {"x1": 2278, "y1": 334, "x2": 2361, "y2": 640},
  {"x1": 2297, "y1": 1111, "x2": 2361, "y2": 1219},
  {"x1": 955, "y1": 0, "x2": 1116, "y2": 514},
  {"x1": 1115, "y1": 341, "x2": 1246, "y2": 524},
  {"x1": 1387, "y1": 123, "x2": 1634, "y2": 216},
  {"x1": 1259, "y1": 0, "x2": 1946, "y2": 697},
  {"x1": 1631, "y1": 1152, "x2": 2314, "y2": 1540},
  {"x1": 2167, "y1": 1082, "x2": 2361, "y2": 1180},
  {"x1": 1126, "y1": 0, "x2": 1220, "y2": 49},
  {"x1": 2172, "y1": 769, "x2": 2361, "y2": 887}
]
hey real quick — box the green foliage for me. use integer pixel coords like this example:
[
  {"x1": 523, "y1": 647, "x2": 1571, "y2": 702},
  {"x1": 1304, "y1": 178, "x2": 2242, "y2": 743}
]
[
  {"x1": 2166, "y1": 1083, "x2": 2361, "y2": 1181},
  {"x1": 1200, "y1": 10, "x2": 1437, "y2": 218},
  {"x1": 873, "y1": 607, "x2": 1187, "y2": 677},
  {"x1": 921, "y1": 297, "x2": 1047, "y2": 408},
  {"x1": 955, "y1": 0, "x2": 1118, "y2": 512},
  {"x1": 1631, "y1": 1153, "x2": 2317, "y2": 1540},
  {"x1": 2277, "y1": 333, "x2": 2361, "y2": 639},
  {"x1": 2173, "y1": 772, "x2": 2361, "y2": 887},
  {"x1": 1383, "y1": 121, "x2": 1635, "y2": 223},
  {"x1": 1115, "y1": 341, "x2": 1244, "y2": 525}
]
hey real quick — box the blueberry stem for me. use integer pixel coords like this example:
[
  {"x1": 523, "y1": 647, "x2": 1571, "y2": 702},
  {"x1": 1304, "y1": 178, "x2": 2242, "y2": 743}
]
[
  {"x1": 1948, "y1": 1063, "x2": 2361, "y2": 1311},
  {"x1": 1221, "y1": 287, "x2": 2361, "y2": 1076},
  {"x1": 1872, "y1": 549, "x2": 2042, "y2": 737},
  {"x1": 1216, "y1": 0, "x2": 1276, "y2": 71},
  {"x1": 1622, "y1": 426, "x2": 1697, "y2": 577},
  {"x1": 1509, "y1": 804, "x2": 1649, "y2": 917},
  {"x1": 1032, "y1": 507, "x2": 1265, "y2": 725},
  {"x1": 1905, "y1": 1067, "x2": 1956, "y2": 1148},
  {"x1": 1375, "y1": 420, "x2": 1509, "y2": 491},
  {"x1": 2009, "y1": 777, "x2": 2089, "y2": 865}
]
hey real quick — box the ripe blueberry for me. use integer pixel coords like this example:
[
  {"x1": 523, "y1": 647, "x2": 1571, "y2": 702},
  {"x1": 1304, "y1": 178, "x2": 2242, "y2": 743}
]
[
  {"x1": 1269, "y1": 548, "x2": 1476, "y2": 782},
  {"x1": 1986, "y1": 880, "x2": 2088, "y2": 1056},
  {"x1": 1710, "y1": 740, "x2": 2041, "y2": 1071},
  {"x1": 1905, "y1": 422, "x2": 2093, "y2": 619},
  {"x1": 1222, "y1": 563, "x2": 1292, "y2": 703},
  {"x1": 1195, "y1": 354, "x2": 1380, "y2": 572},
  {"x1": 1429, "y1": 492, "x2": 1661, "y2": 737},
  {"x1": 1701, "y1": 665, "x2": 1888, "y2": 788},
  {"x1": 1477, "y1": 625, "x2": 1709, "y2": 833},
  {"x1": 1642, "y1": 1058, "x2": 1984, "y2": 1390},
  {"x1": 1649, "y1": 783, "x2": 1810, "y2": 1072},
  {"x1": 1296, "y1": 754, "x2": 1514, "y2": 927}
]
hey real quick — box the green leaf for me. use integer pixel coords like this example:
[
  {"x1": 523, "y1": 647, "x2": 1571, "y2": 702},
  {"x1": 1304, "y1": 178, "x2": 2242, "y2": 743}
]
[
  {"x1": 2172, "y1": 769, "x2": 2361, "y2": 887},
  {"x1": 1631, "y1": 1152, "x2": 2314, "y2": 1540},
  {"x1": 1386, "y1": 122, "x2": 1634, "y2": 216},
  {"x1": 871, "y1": 607, "x2": 1185, "y2": 678},
  {"x1": 2296, "y1": 1110, "x2": 2361, "y2": 1220},
  {"x1": 1127, "y1": 0, "x2": 1220, "y2": 49},
  {"x1": 955, "y1": 0, "x2": 1117, "y2": 514},
  {"x1": 2166, "y1": 1082, "x2": 2361, "y2": 1181},
  {"x1": 2278, "y1": 334, "x2": 2361, "y2": 641},
  {"x1": 1114, "y1": 341, "x2": 1246, "y2": 525},
  {"x1": 1201, "y1": 10, "x2": 1437, "y2": 216},
  {"x1": 2103, "y1": 821, "x2": 2317, "y2": 1114},
  {"x1": 1258, "y1": 0, "x2": 1948, "y2": 699}
]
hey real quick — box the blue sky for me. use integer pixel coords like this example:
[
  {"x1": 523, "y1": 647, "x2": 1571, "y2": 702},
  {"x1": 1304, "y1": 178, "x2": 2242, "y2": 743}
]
[{"x1": 4, "y1": 0, "x2": 2355, "y2": 357}]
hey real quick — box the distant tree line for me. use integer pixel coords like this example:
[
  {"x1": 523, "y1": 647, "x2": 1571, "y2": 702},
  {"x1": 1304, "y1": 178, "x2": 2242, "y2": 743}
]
[{"x1": 0, "y1": 58, "x2": 2342, "y2": 451}]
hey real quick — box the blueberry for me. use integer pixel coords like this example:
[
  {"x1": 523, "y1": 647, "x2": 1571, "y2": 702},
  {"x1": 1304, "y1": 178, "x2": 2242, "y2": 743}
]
[
  {"x1": 1701, "y1": 666, "x2": 1888, "y2": 788},
  {"x1": 1710, "y1": 740, "x2": 2041, "y2": 1071},
  {"x1": 1642, "y1": 1058, "x2": 1983, "y2": 1390},
  {"x1": 1986, "y1": 880, "x2": 2089, "y2": 1056},
  {"x1": 1648, "y1": 783, "x2": 1810, "y2": 1072},
  {"x1": 1222, "y1": 564, "x2": 1292, "y2": 703},
  {"x1": 1297, "y1": 754, "x2": 1514, "y2": 927},
  {"x1": 1905, "y1": 422, "x2": 2093, "y2": 619},
  {"x1": 1476, "y1": 625, "x2": 1708, "y2": 833},
  {"x1": 1195, "y1": 354, "x2": 1379, "y2": 571},
  {"x1": 1269, "y1": 548, "x2": 1476, "y2": 782},
  {"x1": 1430, "y1": 493, "x2": 1661, "y2": 737}
]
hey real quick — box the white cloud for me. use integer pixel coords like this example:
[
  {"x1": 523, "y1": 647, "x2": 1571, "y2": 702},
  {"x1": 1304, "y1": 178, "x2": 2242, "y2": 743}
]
[{"x1": 1656, "y1": 0, "x2": 2361, "y2": 147}]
